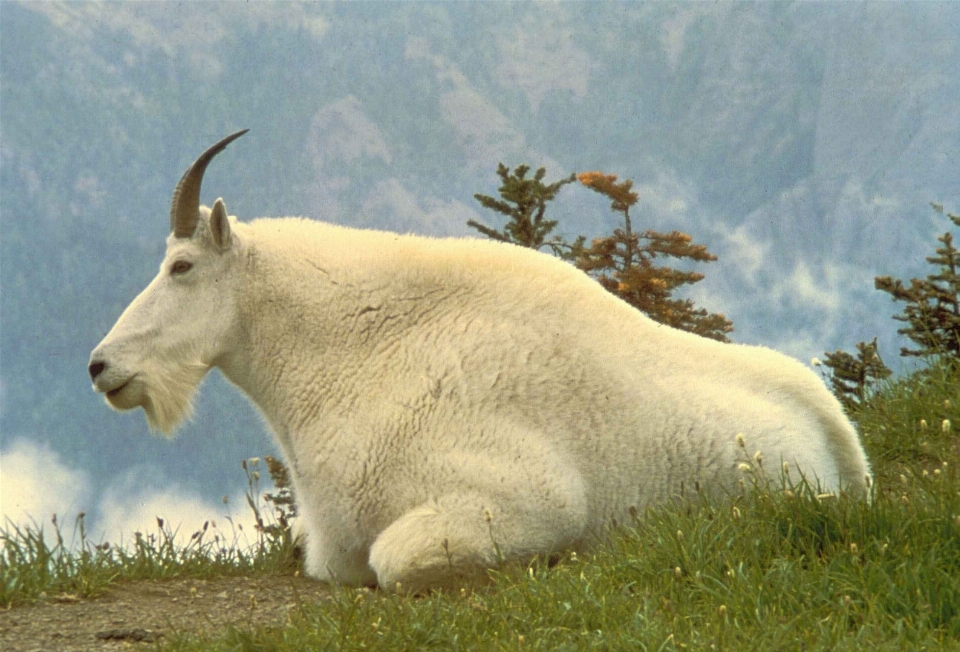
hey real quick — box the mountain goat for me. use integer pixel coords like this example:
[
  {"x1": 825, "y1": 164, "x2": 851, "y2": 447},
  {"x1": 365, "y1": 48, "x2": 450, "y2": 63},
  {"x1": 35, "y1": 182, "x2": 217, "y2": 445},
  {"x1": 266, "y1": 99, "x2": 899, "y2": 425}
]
[{"x1": 89, "y1": 131, "x2": 871, "y2": 592}]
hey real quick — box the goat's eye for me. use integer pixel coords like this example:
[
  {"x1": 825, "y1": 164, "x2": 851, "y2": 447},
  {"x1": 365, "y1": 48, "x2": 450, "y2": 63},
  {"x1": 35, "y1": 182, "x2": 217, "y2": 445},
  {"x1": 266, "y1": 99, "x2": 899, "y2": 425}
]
[{"x1": 171, "y1": 261, "x2": 193, "y2": 275}]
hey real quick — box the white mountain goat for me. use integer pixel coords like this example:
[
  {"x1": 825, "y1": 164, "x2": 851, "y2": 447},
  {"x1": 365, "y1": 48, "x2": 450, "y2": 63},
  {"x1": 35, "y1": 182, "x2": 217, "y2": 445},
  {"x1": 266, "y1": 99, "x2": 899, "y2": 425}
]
[{"x1": 90, "y1": 131, "x2": 871, "y2": 591}]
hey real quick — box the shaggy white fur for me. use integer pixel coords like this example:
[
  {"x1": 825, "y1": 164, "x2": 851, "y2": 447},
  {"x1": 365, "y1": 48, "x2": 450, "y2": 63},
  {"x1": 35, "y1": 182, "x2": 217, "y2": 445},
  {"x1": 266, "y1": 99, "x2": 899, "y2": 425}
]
[{"x1": 92, "y1": 202, "x2": 872, "y2": 593}]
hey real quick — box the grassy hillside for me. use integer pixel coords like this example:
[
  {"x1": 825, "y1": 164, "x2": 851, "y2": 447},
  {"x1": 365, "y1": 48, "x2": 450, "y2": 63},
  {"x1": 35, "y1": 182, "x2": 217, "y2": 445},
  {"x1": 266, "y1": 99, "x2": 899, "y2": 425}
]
[{"x1": 3, "y1": 361, "x2": 958, "y2": 650}]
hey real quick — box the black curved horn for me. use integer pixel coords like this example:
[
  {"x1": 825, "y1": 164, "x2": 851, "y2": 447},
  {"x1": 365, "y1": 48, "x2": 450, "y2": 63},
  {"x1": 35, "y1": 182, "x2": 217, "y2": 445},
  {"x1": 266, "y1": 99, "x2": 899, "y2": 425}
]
[{"x1": 170, "y1": 129, "x2": 248, "y2": 238}]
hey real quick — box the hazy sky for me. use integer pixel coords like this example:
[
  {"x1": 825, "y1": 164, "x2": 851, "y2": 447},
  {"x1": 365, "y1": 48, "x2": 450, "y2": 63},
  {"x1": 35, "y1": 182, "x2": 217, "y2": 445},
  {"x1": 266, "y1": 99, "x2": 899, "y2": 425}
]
[{"x1": 2, "y1": 1, "x2": 958, "y2": 543}]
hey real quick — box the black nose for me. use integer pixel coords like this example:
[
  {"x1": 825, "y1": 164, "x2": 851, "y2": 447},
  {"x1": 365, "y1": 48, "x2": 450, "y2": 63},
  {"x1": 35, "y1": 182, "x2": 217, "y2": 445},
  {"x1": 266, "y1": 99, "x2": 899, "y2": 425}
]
[{"x1": 88, "y1": 361, "x2": 106, "y2": 381}]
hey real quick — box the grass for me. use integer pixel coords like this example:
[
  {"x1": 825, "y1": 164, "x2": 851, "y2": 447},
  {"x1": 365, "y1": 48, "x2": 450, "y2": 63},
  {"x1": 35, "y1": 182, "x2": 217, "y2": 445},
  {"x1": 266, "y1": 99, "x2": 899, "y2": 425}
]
[
  {"x1": 0, "y1": 459, "x2": 299, "y2": 606},
  {"x1": 856, "y1": 359, "x2": 958, "y2": 487},
  {"x1": 3, "y1": 360, "x2": 958, "y2": 650}
]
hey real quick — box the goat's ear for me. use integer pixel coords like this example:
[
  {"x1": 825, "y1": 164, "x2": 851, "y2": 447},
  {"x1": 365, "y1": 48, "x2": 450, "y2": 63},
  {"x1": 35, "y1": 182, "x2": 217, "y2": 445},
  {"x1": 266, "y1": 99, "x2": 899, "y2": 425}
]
[{"x1": 210, "y1": 198, "x2": 232, "y2": 250}]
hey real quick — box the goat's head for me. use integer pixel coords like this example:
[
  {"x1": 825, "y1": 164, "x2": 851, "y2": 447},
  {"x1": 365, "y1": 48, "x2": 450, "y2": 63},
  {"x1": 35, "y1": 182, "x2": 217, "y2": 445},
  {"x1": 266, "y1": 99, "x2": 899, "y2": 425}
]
[{"x1": 89, "y1": 130, "x2": 248, "y2": 434}]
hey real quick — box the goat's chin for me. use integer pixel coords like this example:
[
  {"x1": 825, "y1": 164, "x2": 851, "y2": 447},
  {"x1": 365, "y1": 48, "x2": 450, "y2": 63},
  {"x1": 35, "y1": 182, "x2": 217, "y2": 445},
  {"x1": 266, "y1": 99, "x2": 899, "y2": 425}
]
[{"x1": 138, "y1": 360, "x2": 210, "y2": 437}]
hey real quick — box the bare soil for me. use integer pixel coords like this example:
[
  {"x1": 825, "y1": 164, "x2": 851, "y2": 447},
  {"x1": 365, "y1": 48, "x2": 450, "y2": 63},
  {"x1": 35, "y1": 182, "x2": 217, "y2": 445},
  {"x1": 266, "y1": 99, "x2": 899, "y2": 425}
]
[{"x1": 0, "y1": 574, "x2": 331, "y2": 652}]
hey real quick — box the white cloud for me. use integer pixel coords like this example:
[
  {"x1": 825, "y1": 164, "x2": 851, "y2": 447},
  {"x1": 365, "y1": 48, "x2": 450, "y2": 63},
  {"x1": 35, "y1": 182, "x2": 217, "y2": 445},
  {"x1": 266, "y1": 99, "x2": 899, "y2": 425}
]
[
  {"x1": 360, "y1": 179, "x2": 481, "y2": 237},
  {"x1": 724, "y1": 225, "x2": 769, "y2": 282},
  {"x1": 784, "y1": 261, "x2": 841, "y2": 312},
  {"x1": 438, "y1": 88, "x2": 521, "y2": 172},
  {"x1": 829, "y1": 179, "x2": 905, "y2": 255},
  {"x1": 633, "y1": 170, "x2": 699, "y2": 225},
  {"x1": 305, "y1": 96, "x2": 392, "y2": 221},
  {"x1": 0, "y1": 438, "x2": 265, "y2": 550},
  {"x1": 27, "y1": 2, "x2": 331, "y2": 48},
  {"x1": 24, "y1": 2, "x2": 330, "y2": 80},
  {"x1": 406, "y1": 36, "x2": 537, "y2": 173},
  {"x1": 496, "y1": 13, "x2": 592, "y2": 112},
  {"x1": 306, "y1": 96, "x2": 392, "y2": 169},
  {"x1": 96, "y1": 482, "x2": 261, "y2": 550},
  {"x1": 404, "y1": 36, "x2": 472, "y2": 88},
  {"x1": 659, "y1": 6, "x2": 723, "y2": 72},
  {"x1": 0, "y1": 439, "x2": 90, "y2": 529}
]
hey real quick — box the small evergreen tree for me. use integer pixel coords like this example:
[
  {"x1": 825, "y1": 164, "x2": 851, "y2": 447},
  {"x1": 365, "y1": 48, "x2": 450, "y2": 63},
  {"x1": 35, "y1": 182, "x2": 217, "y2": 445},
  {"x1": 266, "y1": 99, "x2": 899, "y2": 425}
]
[
  {"x1": 469, "y1": 163, "x2": 576, "y2": 256},
  {"x1": 574, "y1": 172, "x2": 734, "y2": 342},
  {"x1": 875, "y1": 204, "x2": 960, "y2": 361},
  {"x1": 819, "y1": 338, "x2": 892, "y2": 411}
]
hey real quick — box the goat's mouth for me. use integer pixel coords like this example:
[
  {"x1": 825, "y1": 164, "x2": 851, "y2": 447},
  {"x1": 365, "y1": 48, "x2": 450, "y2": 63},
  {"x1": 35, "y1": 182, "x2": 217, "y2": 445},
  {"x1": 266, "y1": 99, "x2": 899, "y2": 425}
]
[
  {"x1": 101, "y1": 375, "x2": 143, "y2": 411},
  {"x1": 107, "y1": 381, "x2": 130, "y2": 399}
]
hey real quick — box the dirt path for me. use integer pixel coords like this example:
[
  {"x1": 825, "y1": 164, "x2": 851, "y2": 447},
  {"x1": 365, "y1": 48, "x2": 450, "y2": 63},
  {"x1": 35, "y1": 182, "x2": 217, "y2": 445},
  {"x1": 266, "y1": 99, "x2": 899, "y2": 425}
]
[{"x1": 0, "y1": 574, "x2": 331, "y2": 651}]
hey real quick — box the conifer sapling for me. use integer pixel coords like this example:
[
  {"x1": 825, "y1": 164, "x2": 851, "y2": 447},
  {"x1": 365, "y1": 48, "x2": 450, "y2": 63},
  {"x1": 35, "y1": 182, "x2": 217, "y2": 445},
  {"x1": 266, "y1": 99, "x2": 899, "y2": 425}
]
[
  {"x1": 820, "y1": 338, "x2": 892, "y2": 411},
  {"x1": 574, "y1": 172, "x2": 734, "y2": 342},
  {"x1": 875, "y1": 204, "x2": 960, "y2": 361},
  {"x1": 469, "y1": 163, "x2": 576, "y2": 256}
]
